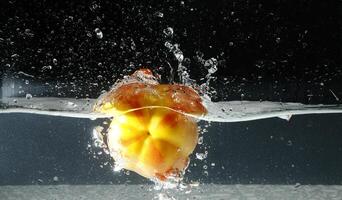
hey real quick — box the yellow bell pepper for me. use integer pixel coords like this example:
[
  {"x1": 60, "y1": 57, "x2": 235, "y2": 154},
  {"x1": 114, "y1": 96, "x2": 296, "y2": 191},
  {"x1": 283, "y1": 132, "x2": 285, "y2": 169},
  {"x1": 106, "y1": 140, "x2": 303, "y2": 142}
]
[{"x1": 94, "y1": 69, "x2": 207, "y2": 181}]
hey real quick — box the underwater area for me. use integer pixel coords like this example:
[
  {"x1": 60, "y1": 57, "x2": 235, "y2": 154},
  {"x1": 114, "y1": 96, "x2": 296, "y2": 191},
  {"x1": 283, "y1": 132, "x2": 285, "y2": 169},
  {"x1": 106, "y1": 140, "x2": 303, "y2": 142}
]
[{"x1": 0, "y1": 0, "x2": 341, "y2": 199}]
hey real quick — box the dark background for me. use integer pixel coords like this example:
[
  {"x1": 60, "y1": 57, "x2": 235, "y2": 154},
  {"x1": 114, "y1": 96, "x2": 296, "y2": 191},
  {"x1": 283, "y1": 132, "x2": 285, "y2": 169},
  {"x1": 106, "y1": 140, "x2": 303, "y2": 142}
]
[
  {"x1": 0, "y1": 0, "x2": 341, "y2": 102},
  {"x1": 0, "y1": 0, "x2": 341, "y2": 186}
]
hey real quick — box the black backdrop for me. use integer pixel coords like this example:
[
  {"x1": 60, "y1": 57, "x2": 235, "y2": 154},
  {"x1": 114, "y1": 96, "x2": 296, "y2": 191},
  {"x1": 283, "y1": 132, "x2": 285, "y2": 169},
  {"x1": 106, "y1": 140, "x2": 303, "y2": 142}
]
[{"x1": 0, "y1": 0, "x2": 341, "y2": 102}]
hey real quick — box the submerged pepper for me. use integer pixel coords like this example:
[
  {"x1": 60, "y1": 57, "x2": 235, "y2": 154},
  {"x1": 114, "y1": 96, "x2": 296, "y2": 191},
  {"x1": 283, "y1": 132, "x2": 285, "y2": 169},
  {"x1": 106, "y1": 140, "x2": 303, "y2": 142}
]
[{"x1": 94, "y1": 69, "x2": 207, "y2": 181}]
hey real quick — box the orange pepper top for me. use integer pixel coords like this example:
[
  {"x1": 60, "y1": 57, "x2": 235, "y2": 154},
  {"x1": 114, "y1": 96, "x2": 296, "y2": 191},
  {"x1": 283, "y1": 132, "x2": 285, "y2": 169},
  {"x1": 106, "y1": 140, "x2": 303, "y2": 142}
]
[{"x1": 94, "y1": 69, "x2": 207, "y2": 116}]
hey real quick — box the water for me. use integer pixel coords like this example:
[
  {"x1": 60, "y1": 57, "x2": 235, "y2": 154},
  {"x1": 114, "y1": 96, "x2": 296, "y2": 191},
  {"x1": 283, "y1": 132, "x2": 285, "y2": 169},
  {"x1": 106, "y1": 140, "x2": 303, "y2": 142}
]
[{"x1": 1, "y1": 109, "x2": 342, "y2": 199}]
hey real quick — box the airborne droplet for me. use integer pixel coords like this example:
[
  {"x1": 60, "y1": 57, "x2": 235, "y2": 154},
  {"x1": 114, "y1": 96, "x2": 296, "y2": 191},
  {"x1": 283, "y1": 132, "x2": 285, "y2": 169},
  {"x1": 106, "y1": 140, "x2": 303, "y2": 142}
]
[
  {"x1": 163, "y1": 27, "x2": 174, "y2": 37},
  {"x1": 154, "y1": 11, "x2": 164, "y2": 18},
  {"x1": 94, "y1": 28, "x2": 103, "y2": 39}
]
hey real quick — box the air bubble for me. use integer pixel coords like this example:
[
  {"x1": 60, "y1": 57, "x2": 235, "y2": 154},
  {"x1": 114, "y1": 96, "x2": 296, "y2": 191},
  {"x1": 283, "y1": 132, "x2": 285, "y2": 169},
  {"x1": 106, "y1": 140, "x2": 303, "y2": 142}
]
[
  {"x1": 294, "y1": 183, "x2": 301, "y2": 188},
  {"x1": 67, "y1": 102, "x2": 76, "y2": 107},
  {"x1": 25, "y1": 94, "x2": 33, "y2": 99},
  {"x1": 53, "y1": 176, "x2": 59, "y2": 182}
]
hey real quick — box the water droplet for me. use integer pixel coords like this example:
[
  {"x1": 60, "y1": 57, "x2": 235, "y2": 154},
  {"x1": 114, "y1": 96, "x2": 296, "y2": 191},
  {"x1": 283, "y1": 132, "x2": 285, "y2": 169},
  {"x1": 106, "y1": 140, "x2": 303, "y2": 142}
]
[
  {"x1": 90, "y1": 1, "x2": 100, "y2": 11},
  {"x1": 204, "y1": 58, "x2": 218, "y2": 75},
  {"x1": 97, "y1": 74, "x2": 103, "y2": 79},
  {"x1": 163, "y1": 27, "x2": 174, "y2": 37},
  {"x1": 130, "y1": 39, "x2": 136, "y2": 50},
  {"x1": 11, "y1": 54, "x2": 19, "y2": 58},
  {"x1": 24, "y1": 29, "x2": 34, "y2": 37},
  {"x1": 208, "y1": 65, "x2": 217, "y2": 74},
  {"x1": 25, "y1": 80, "x2": 29, "y2": 85},
  {"x1": 154, "y1": 11, "x2": 164, "y2": 18},
  {"x1": 276, "y1": 37, "x2": 281, "y2": 43},
  {"x1": 195, "y1": 151, "x2": 208, "y2": 160},
  {"x1": 204, "y1": 58, "x2": 217, "y2": 68},
  {"x1": 164, "y1": 41, "x2": 173, "y2": 50},
  {"x1": 52, "y1": 58, "x2": 58, "y2": 65},
  {"x1": 198, "y1": 136, "x2": 203, "y2": 144},
  {"x1": 94, "y1": 28, "x2": 103, "y2": 39},
  {"x1": 174, "y1": 49, "x2": 184, "y2": 62},
  {"x1": 86, "y1": 31, "x2": 92, "y2": 37},
  {"x1": 42, "y1": 65, "x2": 52, "y2": 71}
]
